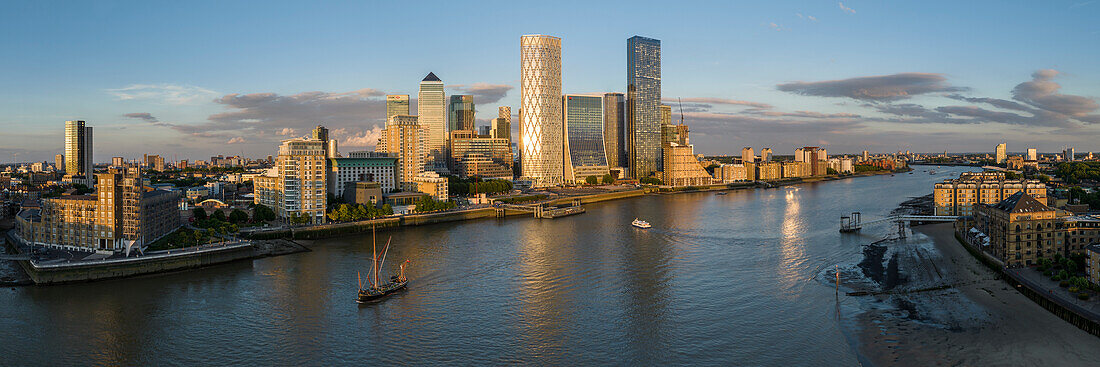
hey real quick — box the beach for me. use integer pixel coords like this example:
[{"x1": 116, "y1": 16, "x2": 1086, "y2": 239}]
[{"x1": 851, "y1": 222, "x2": 1100, "y2": 366}]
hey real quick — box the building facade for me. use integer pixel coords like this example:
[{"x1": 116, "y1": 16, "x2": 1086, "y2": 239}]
[
  {"x1": 449, "y1": 130, "x2": 514, "y2": 180},
  {"x1": 382, "y1": 115, "x2": 424, "y2": 190},
  {"x1": 995, "y1": 143, "x2": 1007, "y2": 164},
  {"x1": 328, "y1": 156, "x2": 398, "y2": 199},
  {"x1": 563, "y1": 95, "x2": 610, "y2": 183},
  {"x1": 64, "y1": 120, "x2": 93, "y2": 177},
  {"x1": 627, "y1": 36, "x2": 662, "y2": 179},
  {"x1": 741, "y1": 147, "x2": 755, "y2": 164},
  {"x1": 714, "y1": 163, "x2": 753, "y2": 182},
  {"x1": 492, "y1": 106, "x2": 511, "y2": 140},
  {"x1": 418, "y1": 72, "x2": 447, "y2": 173},
  {"x1": 254, "y1": 138, "x2": 328, "y2": 224},
  {"x1": 658, "y1": 122, "x2": 711, "y2": 187},
  {"x1": 934, "y1": 171, "x2": 1048, "y2": 216},
  {"x1": 520, "y1": 34, "x2": 564, "y2": 187},
  {"x1": 386, "y1": 95, "x2": 410, "y2": 119},
  {"x1": 413, "y1": 171, "x2": 448, "y2": 201},
  {"x1": 974, "y1": 192, "x2": 1061, "y2": 267},
  {"x1": 602, "y1": 92, "x2": 625, "y2": 169},
  {"x1": 448, "y1": 95, "x2": 476, "y2": 132}
]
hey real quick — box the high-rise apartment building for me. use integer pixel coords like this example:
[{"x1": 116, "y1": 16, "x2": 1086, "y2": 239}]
[
  {"x1": 448, "y1": 95, "x2": 476, "y2": 132},
  {"x1": 382, "y1": 115, "x2": 424, "y2": 190},
  {"x1": 418, "y1": 73, "x2": 447, "y2": 173},
  {"x1": 627, "y1": 36, "x2": 662, "y2": 179},
  {"x1": 386, "y1": 95, "x2": 410, "y2": 119},
  {"x1": 64, "y1": 120, "x2": 93, "y2": 177},
  {"x1": 276, "y1": 138, "x2": 327, "y2": 224},
  {"x1": 795, "y1": 147, "x2": 828, "y2": 176},
  {"x1": 1027, "y1": 148, "x2": 1038, "y2": 161},
  {"x1": 659, "y1": 122, "x2": 712, "y2": 187},
  {"x1": 55, "y1": 154, "x2": 65, "y2": 173},
  {"x1": 761, "y1": 148, "x2": 773, "y2": 162},
  {"x1": 741, "y1": 147, "x2": 755, "y2": 164},
  {"x1": 491, "y1": 106, "x2": 511, "y2": 140},
  {"x1": 1064, "y1": 147, "x2": 1075, "y2": 161},
  {"x1": 520, "y1": 34, "x2": 564, "y2": 187},
  {"x1": 563, "y1": 95, "x2": 610, "y2": 183},
  {"x1": 995, "y1": 143, "x2": 1007, "y2": 164},
  {"x1": 602, "y1": 93, "x2": 625, "y2": 169},
  {"x1": 312, "y1": 125, "x2": 338, "y2": 159}
]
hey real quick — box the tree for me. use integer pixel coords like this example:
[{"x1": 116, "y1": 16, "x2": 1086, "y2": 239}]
[
  {"x1": 192, "y1": 207, "x2": 208, "y2": 221},
  {"x1": 585, "y1": 175, "x2": 598, "y2": 185},
  {"x1": 602, "y1": 174, "x2": 615, "y2": 184},
  {"x1": 210, "y1": 209, "x2": 227, "y2": 222},
  {"x1": 826, "y1": 168, "x2": 839, "y2": 175},
  {"x1": 252, "y1": 204, "x2": 275, "y2": 222},
  {"x1": 640, "y1": 177, "x2": 662, "y2": 185},
  {"x1": 228, "y1": 209, "x2": 249, "y2": 224},
  {"x1": 382, "y1": 204, "x2": 394, "y2": 215}
]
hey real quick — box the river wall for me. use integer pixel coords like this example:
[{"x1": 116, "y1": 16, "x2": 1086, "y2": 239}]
[{"x1": 18, "y1": 244, "x2": 255, "y2": 285}]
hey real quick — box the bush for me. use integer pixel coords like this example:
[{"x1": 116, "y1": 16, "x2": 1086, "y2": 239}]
[
  {"x1": 602, "y1": 174, "x2": 615, "y2": 184},
  {"x1": 1079, "y1": 293, "x2": 1091, "y2": 300},
  {"x1": 639, "y1": 177, "x2": 662, "y2": 185},
  {"x1": 210, "y1": 209, "x2": 227, "y2": 222},
  {"x1": 1060, "y1": 280, "x2": 1070, "y2": 288},
  {"x1": 192, "y1": 207, "x2": 207, "y2": 221},
  {"x1": 1069, "y1": 286, "x2": 1079, "y2": 293},
  {"x1": 229, "y1": 209, "x2": 249, "y2": 224},
  {"x1": 585, "y1": 175, "x2": 598, "y2": 185}
]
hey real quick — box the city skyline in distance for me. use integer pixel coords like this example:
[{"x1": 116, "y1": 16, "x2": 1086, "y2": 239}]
[{"x1": 1, "y1": 1, "x2": 1099, "y2": 162}]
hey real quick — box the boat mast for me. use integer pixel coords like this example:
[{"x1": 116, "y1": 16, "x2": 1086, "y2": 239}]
[
  {"x1": 377, "y1": 237, "x2": 392, "y2": 276},
  {"x1": 371, "y1": 225, "x2": 378, "y2": 289}
]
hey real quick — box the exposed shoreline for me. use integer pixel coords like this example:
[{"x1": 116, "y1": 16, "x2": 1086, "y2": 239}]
[{"x1": 850, "y1": 223, "x2": 1100, "y2": 366}]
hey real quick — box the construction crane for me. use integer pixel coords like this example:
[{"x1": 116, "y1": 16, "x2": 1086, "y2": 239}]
[{"x1": 677, "y1": 97, "x2": 685, "y2": 125}]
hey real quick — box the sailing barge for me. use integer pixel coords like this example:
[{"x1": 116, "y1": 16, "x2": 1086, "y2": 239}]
[{"x1": 357, "y1": 228, "x2": 409, "y2": 303}]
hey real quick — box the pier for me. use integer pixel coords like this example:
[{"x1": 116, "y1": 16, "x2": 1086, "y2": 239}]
[
  {"x1": 840, "y1": 212, "x2": 958, "y2": 233},
  {"x1": 497, "y1": 199, "x2": 585, "y2": 219}
]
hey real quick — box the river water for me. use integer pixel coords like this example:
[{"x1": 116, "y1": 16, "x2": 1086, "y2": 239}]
[{"x1": 0, "y1": 167, "x2": 976, "y2": 366}]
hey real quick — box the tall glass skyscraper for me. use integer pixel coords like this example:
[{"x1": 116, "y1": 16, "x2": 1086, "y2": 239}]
[
  {"x1": 563, "y1": 95, "x2": 609, "y2": 183},
  {"x1": 64, "y1": 120, "x2": 92, "y2": 177},
  {"x1": 448, "y1": 95, "x2": 476, "y2": 132},
  {"x1": 603, "y1": 92, "x2": 625, "y2": 168},
  {"x1": 418, "y1": 72, "x2": 447, "y2": 173},
  {"x1": 520, "y1": 34, "x2": 564, "y2": 186},
  {"x1": 626, "y1": 36, "x2": 661, "y2": 179},
  {"x1": 386, "y1": 95, "x2": 410, "y2": 119}
]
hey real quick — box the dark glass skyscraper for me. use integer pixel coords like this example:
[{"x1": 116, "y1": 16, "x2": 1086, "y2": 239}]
[
  {"x1": 563, "y1": 95, "x2": 609, "y2": 182},
  {"x1": 448, "y1": 95, "x2": 476, "y2": 132},
  {"x1": 627, "y1": 36, "x2": 661, "y2": 179},
  {"x1": 603, "y1": 92, "x2": 625, "y2": 168}
]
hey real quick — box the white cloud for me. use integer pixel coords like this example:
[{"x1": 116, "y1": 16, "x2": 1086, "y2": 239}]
[
  {"x1": 277, "y1": 127, "x2": 297, "y2": 136},
  {"x1": 227, "y1": 137, "x2": 246, "y2": 144},
  {"x1": 839, "y1": 2, "x2": 856, "y2": 14},
  {"x1": 107, "y1": 83, "x2": 219, "y2": 105}
]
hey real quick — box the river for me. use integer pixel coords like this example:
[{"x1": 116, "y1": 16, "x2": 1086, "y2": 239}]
[{"x1": 1, "y1": 166, "x2": 1017, "y2": 366}]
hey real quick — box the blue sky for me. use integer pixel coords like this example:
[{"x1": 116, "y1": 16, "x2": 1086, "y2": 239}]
[{"x1": 1, "y1": 0, "x2": 1098, "y2": 162}]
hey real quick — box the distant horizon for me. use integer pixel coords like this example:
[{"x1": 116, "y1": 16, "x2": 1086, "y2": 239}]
[{"x1": 2, "y1": 1, "x2": 1098, "y2": 162}]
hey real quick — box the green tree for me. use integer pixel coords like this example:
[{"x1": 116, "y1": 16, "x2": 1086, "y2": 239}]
[
  {"x1": 602, "y1": 174, "x2": 615, "y2": 184},
  {"x1": 382, "y1": 204, "x2": 394, "y2": 215},
  {"x1": 826, "y1": 168, "x2": 839, "y2": 175},
  {"x1": 640, "y1": 177, "x2": 662, "y2": 185},
  {"x1": 585, "y1": 175, "x2": 598, "y2": 185},
  {"x1": 228, "y1": 209, "x2": 249, "y2": 224},
  {"x1": 192, "y1": 207, "x2": 208, "y2": 221},
  {"x1": 210, "y1": 209, "x2": 227, "y2": 222}
]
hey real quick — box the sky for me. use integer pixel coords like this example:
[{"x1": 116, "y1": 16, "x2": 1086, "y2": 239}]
[{"x1": 1, "y1": 0, "x2": 1099, "y2": 163}]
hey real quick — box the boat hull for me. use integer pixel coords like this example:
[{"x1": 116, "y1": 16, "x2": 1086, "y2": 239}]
[{"x1": 356, "y1": 280, "x2": 408, "y2": 303}]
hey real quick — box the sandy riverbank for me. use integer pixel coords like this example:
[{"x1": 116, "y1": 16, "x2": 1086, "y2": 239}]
[{"x1": 850, "y1": 223, "x2": 1100, "y2": 366}]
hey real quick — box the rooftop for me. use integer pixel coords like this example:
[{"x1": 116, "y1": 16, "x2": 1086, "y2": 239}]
[
  {"x1": 422, "y1": 72, "x2": 441, "y2": 82},
  {"x1": 991, "y1": 192, "x2": 1052, "y2": 214}
]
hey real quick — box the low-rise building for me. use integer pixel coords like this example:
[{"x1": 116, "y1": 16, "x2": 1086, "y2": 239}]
[
  {"x1": 1087, "y1": 244, "x2": 1100, "y2": 286},
  {"x1": 413, "y1": 171, "x2": 447, "y2": 201},
  {"x1": 714, "y1": 163, "x2": 753, "y2": 182},
  {"x1": 973, "y1": 192, "x2": 1062, "y2": 267},
  {"x1": 934, "y1": 171, "x2": 1047, "y2": 216},
  {"x1": 328, "y1": 156, "x2": 398, "y2": 200}
]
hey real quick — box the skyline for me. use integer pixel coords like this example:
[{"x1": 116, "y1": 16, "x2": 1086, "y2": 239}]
[{"x1": 2, "y1": 1, "x2": 1100, "y2": 162}]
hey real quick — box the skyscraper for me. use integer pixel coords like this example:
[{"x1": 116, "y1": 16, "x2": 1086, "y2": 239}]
[
  {"x1": 386, "y1": 95, "x2": 410, "y2": 119},
  {"x1": 761, "y1": 148, "x2": 773, "y2": 162},
  {"x1": 995, "y1": 143, "x2": 1007, "y2": 164},
  {"x1": 312, "y1": 125, "x2": 337, "y2": 159},
  {"x1": 54, "y1": 154, "x2": 64, "y2": 173},
  {"x1": 491, "y1": 106, "x2": 511, "y2": 140},
  {"x1": 382, "y1": 115, "x2": 424, "y2": 190},
  {"x1": 563, "y1": 94, "x2": 609, "y2": 183},
  {"x1": 448, "y1": 95, "x2": 476, "y2": 132},
  {"x1": 64, "y1": 120, "x2": 93, "y2": 177},
  {"x1": 1027, "y1": 148, "x2": 1037, "y2": 161},
  {"x1": 602, "y1": 93, "x2": 625, "y2": 168},
  {"x1": 742, "y1": 147, "x2": 755, "y2": 164},
  {"x1": 418, "y1": 72, "x2": 447, "y2": 173},
  {"x1": 627, "y1": 36, "x2": 661, "y2": 179},
  {"x1": 520, "y1": 34, "x2": 564, "y2": 186}
]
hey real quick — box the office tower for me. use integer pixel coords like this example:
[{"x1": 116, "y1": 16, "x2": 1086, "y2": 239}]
[
  {"x1": 386, "y1": 95, "x2": 410, "y2": 119},
  {"x1": 761, "y1": 148, "x2": 773, "y2": 162},
  {"x1": 449, "y1": 95, "x2": 476, "y2": 132},
  {"x1": 1026, "y1": 148, "x2": 1037, "y2": 161},
  {"x1": 55, "y1": 154, "x2": 65, "y2": 173},
  {"x1": 563, "y1": 94, "x2": 610, "y2": 183},
  {"x1": 660, "y1": 105, "x2": 672, "y2": 125},
  {"x1": 602, "y1": 93, "x2": 625, "y2": 168},
  {"x1": 742, "y1": 147, "x2": 755, "y2": 164},
  {"x1": 492, "y1": 106, "x2": 511, "y2": 140},
  {"x1": 449, "y1": 130, "x2": 514, "y2": 180},
  {"x1": 64, "y1": 120, "x2": 93, "y2": 177},
  {"x1": 520, "y1": 34, "x2": 564, "y2": 186},
  {"x1": 382, "y1": 115, "x2": 424, "y2": 190},
  {"x1": 995, "y1": 143, "x2": 1006, "y2": 164},
  {"x1": 418, "y1": 73, "x2": 447, "y2": 173},
  {"x1": 627, "y1": 36, "x2": 661, "y2": 179},
  {"x1": 1064, "y1": 147, "x2": 1075, "y2": 161}
]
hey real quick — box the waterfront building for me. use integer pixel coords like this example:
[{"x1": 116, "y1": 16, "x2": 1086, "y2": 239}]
[
  {"x1": 761, "y1": 148, "x2": 772, "y2": 162},
  {"x1": 603, "y1": 92, "x2": 625, "y2": 169},
  {"x1": 781, "y1": 161, "x2": 811, "y2": 178},
  {"x1": 448, "y1": 95, "x2": 476, "y2": 132},
  {"x1": 714, "y1": 163, "x2": 753, "y2": 182},
  {"x1": 1060, "y1": 215, "x2": 1100, "y2": 254},
  {"x1": 491, "y1": 106, "x2": 511, "y2": 140},
  {"x1": 995, "y1": 143, "x2": 1007, "y2": 164},
  {"x1": 794, "y1": 147, "x2": 828, "y2": 176},
  {"x1": 973, "y1": 192, "x2": 1062, "y2": 267},
  {"x1": 252, "y1": 138, "x2": 328, "y2": 224},
  {"x1": 563, "y1": 94, "x2": 610, "y2": 183},
  {"x1": 328, "y1": 156, "x2": 398, "y2": 200},
  {"x1": 15, "y1": 166, "x2": 181, "y2": 252},
  {"x1": 933, "y1": 171, "x2": 1047, "y2": 216},
  {"x1": 741, "y1": 147, "x2": 755, "y2": 164},
  {"x1": 1088, "y1": 244, "x2": 1100, "y2": 286},
  {"x1": 520, "y1": 34, "x2": 564, "y2": 187},
  {"x1": 627, "y1": 36, "x2": 662, "y2": 179},
  {"x1": 755, "y1": 162, "x2": 782, "y2": 180},
  {"x1": 1027, "y1": 148, "x2": 1038, "y2": 161},
  {"x1": 386, "y1": 95, "x2": 410, "y2": 120},
  {"x1": 348, "y1": 182, "x2": 384, "y2": 207},
  {"x1": 449, "y1": 130, "x2": 514, "y2": 180},
  {"x1": 64, "y1": 120, "x2": 93, "y2": 178},
  {"x1": 412, "y1": 171, "x2": 448, "y2": 201},
  {"x1": 418, "y1": 72, "x2": 447, "y2": 173},
  {"x1": 381, "y1": 115, "x2": 424, "y2": 190},
  {"x1": 861, "y1": 150, "x2": 869, "y2": 162},
  {"x1": 827, "y1": 158, "x2": 854, "y2": 174},
  {"x1": 658, "y1": 122, "x2": 712, "y2": 186}
]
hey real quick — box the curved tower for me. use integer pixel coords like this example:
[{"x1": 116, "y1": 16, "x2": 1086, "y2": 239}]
[{"x1": 520, "y1": 35, "x2": 563, "y2": 187}]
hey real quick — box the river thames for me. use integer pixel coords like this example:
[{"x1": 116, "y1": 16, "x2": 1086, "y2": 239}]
[{"x1": 1, "y1": 166, "x2": 1049, "y2": 366}]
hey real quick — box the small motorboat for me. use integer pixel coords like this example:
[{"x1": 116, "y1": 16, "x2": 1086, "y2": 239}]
[
  {"x1": 716, "y1": 192, "x2": 728, "y2": 195},
  {"x1": 632, "y1": 218, "x2": 651, "y2": 229}
]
